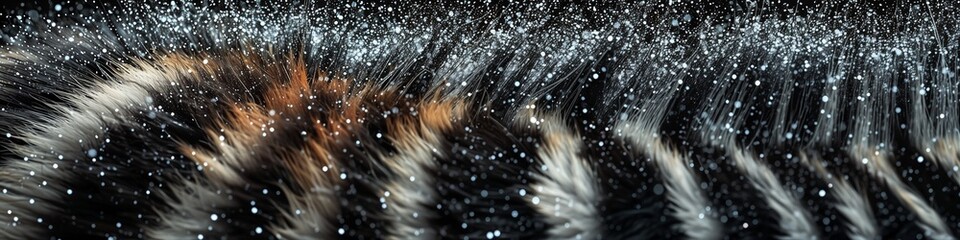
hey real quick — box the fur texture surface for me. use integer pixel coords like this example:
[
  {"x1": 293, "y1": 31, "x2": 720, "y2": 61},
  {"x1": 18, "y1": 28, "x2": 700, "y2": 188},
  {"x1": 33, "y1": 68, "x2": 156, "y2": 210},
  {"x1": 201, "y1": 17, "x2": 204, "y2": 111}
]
[{"x1": 1, "y1": 1, "x2": 959, "y2": 239}]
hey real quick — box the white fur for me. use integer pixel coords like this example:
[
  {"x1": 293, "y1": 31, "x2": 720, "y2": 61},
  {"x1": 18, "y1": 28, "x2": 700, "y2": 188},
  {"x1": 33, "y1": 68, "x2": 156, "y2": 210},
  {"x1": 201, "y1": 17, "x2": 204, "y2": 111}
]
[
  {"x1": 528, "y1": 115, "x2": 603, "y2": 239},
  {"x1": 0, "y1": 61, "x2": 180, "y2": 239},
  {"x1": 798, "y1": 152, "x2": 879, "y2": 240},
  {"x1": 849, "y1": 148, "x2": 952, "y2": 239},
  {"x1": 830, "y1": 180, "x2": 880, "y2": 240},
  {"x1": 379, "y1": 123, "x2": 445, "y2": 239},
  {"x1": 617, "y1": 122, "x2": 722, "y2": 240},
  {"x1": 270, "y1": 186, "x2": 340, "y2": 239},
  {"x1": 146, "y1": 180, "x2": 237, "y2": 240},
  {"x1": 728, "y1": 146, "x2": 817, "y2": 239}
]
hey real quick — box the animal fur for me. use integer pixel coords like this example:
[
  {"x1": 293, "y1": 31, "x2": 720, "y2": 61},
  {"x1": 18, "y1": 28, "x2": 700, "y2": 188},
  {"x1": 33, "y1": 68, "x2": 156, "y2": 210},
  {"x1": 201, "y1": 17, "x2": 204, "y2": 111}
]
[{"x1": 1, "y1": 1, "x2": 959, "y2": 239}]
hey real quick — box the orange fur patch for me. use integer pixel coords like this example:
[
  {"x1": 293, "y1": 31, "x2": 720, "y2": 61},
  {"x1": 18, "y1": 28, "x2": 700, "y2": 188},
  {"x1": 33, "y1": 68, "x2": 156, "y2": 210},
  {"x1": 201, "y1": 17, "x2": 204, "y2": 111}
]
[{"x1": 173, "y1": 51, "x2": 469, "y2": 194}]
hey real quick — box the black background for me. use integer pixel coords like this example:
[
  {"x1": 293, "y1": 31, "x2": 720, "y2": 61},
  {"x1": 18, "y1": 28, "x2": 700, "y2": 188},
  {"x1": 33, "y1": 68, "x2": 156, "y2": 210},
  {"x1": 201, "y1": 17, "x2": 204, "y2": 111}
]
[{"x1": 0, "y1": 0, "x2": 924, "y2": 23}]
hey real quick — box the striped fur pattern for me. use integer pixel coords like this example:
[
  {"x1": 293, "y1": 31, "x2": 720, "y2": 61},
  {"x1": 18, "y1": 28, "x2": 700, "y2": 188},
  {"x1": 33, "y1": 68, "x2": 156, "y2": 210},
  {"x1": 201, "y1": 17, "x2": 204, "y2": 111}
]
[{"x1": 1, "y1": 1, "x2": 960, "y2": 239}]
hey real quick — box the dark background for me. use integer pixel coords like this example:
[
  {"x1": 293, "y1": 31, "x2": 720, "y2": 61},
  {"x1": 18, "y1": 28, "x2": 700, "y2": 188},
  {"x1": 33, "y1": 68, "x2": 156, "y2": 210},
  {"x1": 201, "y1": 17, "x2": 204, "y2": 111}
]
[
  {"x1": 1, "y1": 0, "x2": 949, "y2": 42},
  {"x1": 0, "y1": 0, "x2": 929, "y2": 22}
]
